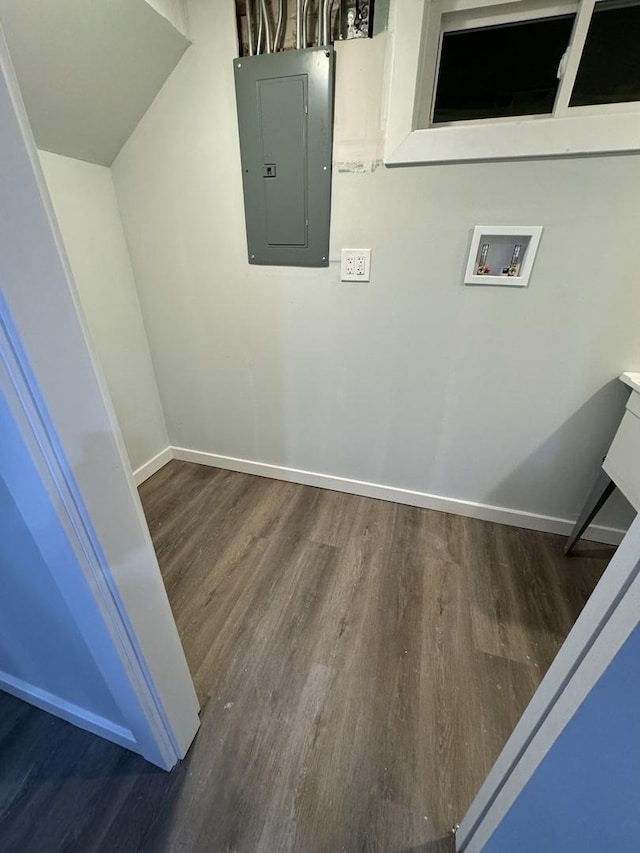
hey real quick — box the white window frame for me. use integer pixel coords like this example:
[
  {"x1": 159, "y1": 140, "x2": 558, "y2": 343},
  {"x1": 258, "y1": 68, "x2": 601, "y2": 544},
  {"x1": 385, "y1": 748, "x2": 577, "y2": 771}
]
[{"x1": 385, "y1": 0, "x2": 640, "y2": 165}]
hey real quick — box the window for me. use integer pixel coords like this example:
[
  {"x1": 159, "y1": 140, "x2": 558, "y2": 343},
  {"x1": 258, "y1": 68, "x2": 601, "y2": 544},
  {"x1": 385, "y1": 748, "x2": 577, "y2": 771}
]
[
  {"x1": 385, "y1": 0, "x2": 640, "y2": 165},
  {"x1": 570, "y1": 0, "x2": 640, "y2": 107},
  {"x1": 432, "y1": 15, "x2": 576, "y2": 123},
  {"x1": 420, "y1": 0, "x2": 640, "y2": 128}
]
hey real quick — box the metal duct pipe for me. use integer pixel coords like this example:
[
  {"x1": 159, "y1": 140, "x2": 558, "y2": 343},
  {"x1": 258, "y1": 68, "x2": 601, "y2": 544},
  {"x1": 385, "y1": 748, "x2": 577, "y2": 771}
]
[
  {"x1": 246, "y1": 0, "x2": 255, "y2": 55},
  {"x1": 327, "y1": 0, "x2": 337, "y2": 44},
  {"x1": 261, "y1": 0, "x2": 273, "y2": 52},
  {"x1": 302, "y1": 0, "x2": 312, "y2": 47},
  {"x1": 296, "y1": 0, "x2": 303, "y2": 48},
  {"x1": 320, "y1": 0, "x2": 328, "y2": 45},
  {"x1": 274, "y1": 0, "x2": 285, "y2": 51},
  {"x1": 256, "y1": 0, "x2": 263, "y2": 53}
]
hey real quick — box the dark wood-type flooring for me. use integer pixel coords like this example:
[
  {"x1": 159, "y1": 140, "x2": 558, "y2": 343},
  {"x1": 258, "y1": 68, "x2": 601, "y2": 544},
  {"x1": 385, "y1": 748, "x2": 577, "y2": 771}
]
[{"x1": 0, "y1": 460, "x2": 613, "y2": 852}]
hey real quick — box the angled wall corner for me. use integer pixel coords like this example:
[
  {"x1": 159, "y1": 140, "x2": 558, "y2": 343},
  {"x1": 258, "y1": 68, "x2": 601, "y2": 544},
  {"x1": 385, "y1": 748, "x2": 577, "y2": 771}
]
[
  {"x1": 144, "y1": 0, "x2": 189, "y2": 36},
  {"x1": 0, "y1": 0, "x2": 190, "y2": 165}
]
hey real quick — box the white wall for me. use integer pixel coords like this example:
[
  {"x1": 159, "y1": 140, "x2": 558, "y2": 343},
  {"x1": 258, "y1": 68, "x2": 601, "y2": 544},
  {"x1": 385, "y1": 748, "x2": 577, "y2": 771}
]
[
  {"x1": 39, "y1": 151, "x2": 169, "y2": 474},
  {"x1": 144, "y1": 0, "x2": 188, "y2": 35},
  {"x1": 112, "y1": 0, "x2": 640, "y2": 533}
]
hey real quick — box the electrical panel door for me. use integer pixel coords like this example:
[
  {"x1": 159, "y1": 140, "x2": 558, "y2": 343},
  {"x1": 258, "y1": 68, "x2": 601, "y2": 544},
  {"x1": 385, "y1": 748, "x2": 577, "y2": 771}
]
[{"x1": 234, "y1": 47, "x2": 334, "y2": 267}]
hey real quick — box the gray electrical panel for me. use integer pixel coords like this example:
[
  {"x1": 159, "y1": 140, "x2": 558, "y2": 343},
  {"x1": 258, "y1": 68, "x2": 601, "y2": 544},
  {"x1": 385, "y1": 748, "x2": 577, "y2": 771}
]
[{"x1": 233, "y1": 47, "x2": 335, "y2": 267}]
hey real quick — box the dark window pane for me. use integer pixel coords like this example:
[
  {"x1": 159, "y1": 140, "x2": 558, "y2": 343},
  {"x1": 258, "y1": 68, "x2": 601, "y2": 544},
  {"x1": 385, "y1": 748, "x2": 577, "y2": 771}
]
[
  {"x1": 570, "y1": 0, "x2": 640, "y2": 107},
  {"x1": 433, "y1": 15, "x2": 575, "y2": 123}
]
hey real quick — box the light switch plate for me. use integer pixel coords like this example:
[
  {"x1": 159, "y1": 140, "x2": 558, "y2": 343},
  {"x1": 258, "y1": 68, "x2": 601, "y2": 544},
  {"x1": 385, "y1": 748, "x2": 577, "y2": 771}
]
[{"x1": 341, "y1": 249, "x2": 371, "y2": 282}]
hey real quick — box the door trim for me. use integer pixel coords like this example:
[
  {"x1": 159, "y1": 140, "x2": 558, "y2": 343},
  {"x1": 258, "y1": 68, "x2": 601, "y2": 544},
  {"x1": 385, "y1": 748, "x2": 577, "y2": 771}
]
[
  {"x1": 0, "y1": 23, "x2": 199, "y2": 769},
  {"x1": 0, "y1": 297, "x2": 185, "y2": 768}
]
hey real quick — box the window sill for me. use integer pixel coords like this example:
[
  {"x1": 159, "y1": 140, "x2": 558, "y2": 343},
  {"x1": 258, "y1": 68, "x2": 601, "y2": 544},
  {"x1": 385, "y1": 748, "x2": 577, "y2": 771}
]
[{"x1": 385, "y1": 111, "x2": 640, "y2": 166}]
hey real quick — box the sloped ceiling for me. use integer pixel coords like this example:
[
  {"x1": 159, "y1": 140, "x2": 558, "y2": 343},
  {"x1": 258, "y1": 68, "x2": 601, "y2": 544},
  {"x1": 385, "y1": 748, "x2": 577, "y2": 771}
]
[{"x1": 0, "y1": 0, "x2": 190, "y2": 166}]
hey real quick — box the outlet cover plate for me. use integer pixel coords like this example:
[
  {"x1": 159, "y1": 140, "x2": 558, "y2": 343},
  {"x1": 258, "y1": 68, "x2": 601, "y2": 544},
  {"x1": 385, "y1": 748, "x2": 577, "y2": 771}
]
[{"x1": 341, "y1": 248, "x2": 371, "y2": 282}]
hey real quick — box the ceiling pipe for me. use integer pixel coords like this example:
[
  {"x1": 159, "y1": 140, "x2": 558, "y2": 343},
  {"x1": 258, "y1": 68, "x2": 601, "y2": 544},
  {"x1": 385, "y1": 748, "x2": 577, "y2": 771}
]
[
  {"x1": 256, "y1": 0, "x2": 263, "y2": 53},
  {"x1": 274, "y1": 0, "x2": 285, "y2": 51},
  {"x1": 320, "y1": 0, "x2": 328, "y2": 45},
  {"x1": 326, "y1": 0, "x2": 337, "y2": 45},
  {"x1": 261, "y1": 0, "x2": 273, "y2": 52},
  {"x1": 302, "y1": 0, "x2": 313, "y2": 47},
  {"x1": 296, "y1": 0, "x2": 303, "y2": 48},
  {"x1": 246, "y1": 0, "x2": 255, "y2": 55}
]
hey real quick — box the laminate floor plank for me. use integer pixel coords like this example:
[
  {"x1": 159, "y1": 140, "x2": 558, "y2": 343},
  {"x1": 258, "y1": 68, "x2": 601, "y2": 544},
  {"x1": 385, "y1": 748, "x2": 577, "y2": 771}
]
[{"x1": 0, "y1": 460, "x2": 613, "y2": 852}]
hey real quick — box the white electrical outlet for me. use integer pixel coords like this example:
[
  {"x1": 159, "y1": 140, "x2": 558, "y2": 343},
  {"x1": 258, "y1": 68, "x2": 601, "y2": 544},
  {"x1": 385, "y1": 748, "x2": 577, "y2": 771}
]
[{"x1": 341, "y1": 249, "x2": 371, "y2": 282}]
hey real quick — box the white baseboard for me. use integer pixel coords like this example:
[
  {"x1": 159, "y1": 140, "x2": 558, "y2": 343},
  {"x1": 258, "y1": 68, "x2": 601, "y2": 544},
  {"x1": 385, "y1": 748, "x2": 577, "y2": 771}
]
[
  {"x1": 0, "y1": 669, "x2": 137, "y2": 751},
  {"x1": 133, "y1": 446, "x2": 173, "y2": 485},
  {"x1": 171, "y1": 446, "x2": 625, "y2": 546}
]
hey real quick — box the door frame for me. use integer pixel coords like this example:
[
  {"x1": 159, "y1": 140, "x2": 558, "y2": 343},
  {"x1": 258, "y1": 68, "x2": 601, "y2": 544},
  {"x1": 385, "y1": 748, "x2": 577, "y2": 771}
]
[
  {"x1": 457, "y1": 513, "x2": 640, "y2": 850},
  {"x1": 0, "y1": 25, "x2": 199, "y2": 769}
]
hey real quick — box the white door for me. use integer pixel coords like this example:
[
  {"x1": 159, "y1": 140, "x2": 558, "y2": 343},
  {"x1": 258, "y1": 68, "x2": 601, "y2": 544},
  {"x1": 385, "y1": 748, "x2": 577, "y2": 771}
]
[
  {"x1": 457, "y1": 518, "x2": 640, "y2": 850},
  {"x1": 0, "y1": 26, "x2": 199, "y2": 771}
]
